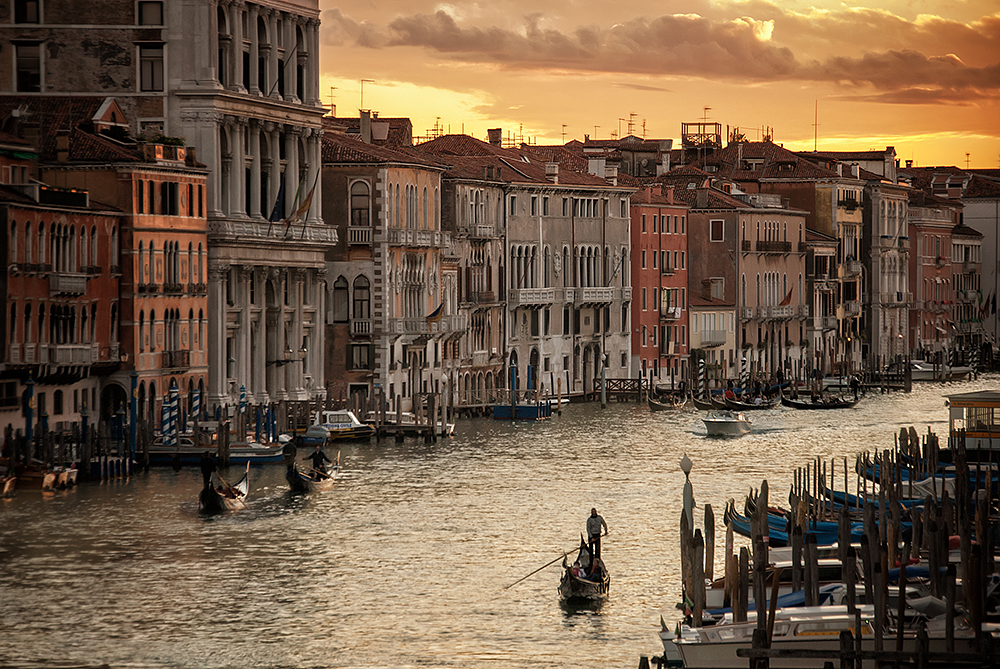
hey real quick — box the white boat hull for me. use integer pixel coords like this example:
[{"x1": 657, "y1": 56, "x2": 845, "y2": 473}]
[{"x1": 702, "y1": 411, "x2": 751, "y2": 436}]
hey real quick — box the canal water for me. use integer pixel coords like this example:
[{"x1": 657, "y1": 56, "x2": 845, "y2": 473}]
[{"x1": 1, "y1": 377, "x2": 994, "y2": 669}]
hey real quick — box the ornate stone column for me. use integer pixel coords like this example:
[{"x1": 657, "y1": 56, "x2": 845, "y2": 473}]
[
  {"x1": 207, "y1": 264, "x2": 229, "y2": 406},
  {"x1": 306, "y1": 18, "x2": 322, "y2": 106},
  {"x1": 289, "y1": 17, "x2": 302, "y2": 103},
  {"x1": 247, "y1": 3, "x2": 260, "y2": 95},
  {"x1": 293, "y1": 267, "x2": 307, "y2": 397},
  {"x1": 249, "y1": 118, "x2": 262, "y2": 219},
  {"x1": 266, "y1": 122, "x2": 282, "y2": 220},
  {"x1": 233, "y1": 117, "x2": 248, "y2": 218},
  {"x1": 229, "y1": 0, "x2": 246, "y2": 92},
  {"x1": 267, "y1": 9, "x2": 280, "y2": 98},
  {"x1": 306, "y1": 127, "x2": 322, "y2": 225},
  {"x1": 285, "y1": 126, "x2": 300, "y2": 219}
]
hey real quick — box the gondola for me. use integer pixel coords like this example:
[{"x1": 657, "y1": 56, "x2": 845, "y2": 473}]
[
  {"x1": 781, "y1": 393, "x2": 860, "y2": 410},
  {"x1": 724, "y1": 395, "x2": 780, "y2": 411},
  {"x1": 692, "y1": 396, "x2": 716, "y2": 411},
  {"x1": 648, "y1": 393, "x2": 687, "y2": 411},
  {"x1": 286, "y1": 453, "x2": 339, "y2": 493},
  {"x1": 199, "y1": 463, "x2": 250, "y2": 514},
  {"x1": 558, "y1": 536, "x2": 610, "y2": 603}
]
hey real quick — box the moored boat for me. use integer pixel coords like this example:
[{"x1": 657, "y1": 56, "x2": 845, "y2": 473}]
[
  {"x1": 648, "y1": 393, "x2": 687, "y2": 411},
  {"x1": 780, "y1": 393, "x2": 860, "y2": 410},
  {"x1": 148, "y1": 439, "x2": 284, "y2": 466},
  {"x1": 558, "y1": 537, "x2": 610, "y2": 604},
  {"x1": 724, "y1": 395, "x2": 780, "y2": 411},
  {"x1": 692, "y1": 396, "x2": 716, "y2": 411},
  {"x1": 199, "y1": 463, "x2": 250, "y2": 514},
  {"x1": 314, "y1": 409, "x2": 375, "y2": 442},
  {"x1": 702, "y1": 410, "x2": 751, "y2": 436}
]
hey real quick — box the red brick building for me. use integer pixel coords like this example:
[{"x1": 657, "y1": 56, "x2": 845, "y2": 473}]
[{"x1": 629, "y1": 184, "x2": 690, "y2": 384}]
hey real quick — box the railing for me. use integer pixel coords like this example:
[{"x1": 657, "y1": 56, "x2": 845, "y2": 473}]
[
  {"x1": 741, "y1": 307, "x2": 755, "y2": 321},
  {"x1": 878, "y1": 235, "x2": 895, "y2": 248},
  {"x1": 472, "y1": 351, "x2": 492, "y2": 367},
  {"x1": 820, "y1": 316, "x2": 838, "y2": 329},
  {"x1": 620, "y1": 287, "x2": 632, "y2": 302},
  {"x1": 509, "y1": 288, "x2": 555, "y2": 306},
  {"x1": 50, "y1": 272, "x2": 87, "y2": 295},
  {"x1": 348, "y1": 226, "x2": 372, "y2": 245},
  {"x1": 209, "y1": 218, "x2": 338, "y2": 245},
  {"x1": 386, "y1": 228, "x2": 445, "y2": 247},
  {"x1": 756, "y1": 306, "x2": 771, "y2": 319},
  {"x1": 963, "y1": 261, "x2": 977, "y2": 273},
  {"x1": 837, "y1": 199, "x2": 860, "y2": 211},
  {"x1": 476, "y1": 290, "x2": 496, "y2": 304},
  {"x1": 661, "y1": 265, "x2": 675, "y2": 275},
  {"x1": 8, "y1": 344, "x2": 21, "y2": 364},
  {"x1": 756, "y1": 240, "x2": 792, "y2": 253},
  {"x1": 798, "y1": 304, "x2": 811, "y2": 319},
  {"x1": 472, "y1": 225, "x2": 495, "y2": 238},
  {"x1": 49, "y1": 344, "x2": 97, "y2": 365},
  {"x1": 741, "y1": 239, "x2": 751, "y2": 252},
  {"x1": 771, "y1": 305, "x2": 795, "y2": 319},
  {"x1": 700, "y1": 329, "x2": 727, "y2": 347},
  {"x1": 163, "y1": 283, "x2": 184, "y2": 294},
  {"x1": 187, "y1": 282, "x2": 208, "y2": 294},
  {"x1": 162, "y1": 350, "x2": 190, "y2": 369},
  {"x1": 843, "y1": 260, "x2": 862, "y2": 276},
  {"x1": 898, "y1": 237, "x2": 910, "y2": 250},
  {"x1": 843, "y1": 301, "x2": 861, "y2": 316},
  {"x1": 578, "y1": 287, "x2": 614, "y2": 304},
  {"x1": 351, "y1": 319, "x2": 372, "y2": 336}
]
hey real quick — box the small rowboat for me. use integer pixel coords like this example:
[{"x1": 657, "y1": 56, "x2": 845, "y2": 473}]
[
  {"x1": 558, "y1": 536, "x2": 610, "y2": 604},
  {"x1": 199, "y1": 463, "x2": 250, "y2": 514},
  {"x1": 2, "y1": 475, "x2": 15, "y2": 498}
]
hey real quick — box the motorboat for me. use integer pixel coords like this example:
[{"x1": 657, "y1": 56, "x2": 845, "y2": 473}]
[
  {"x1": 702, "y1": 410, "x2": 751, "y2": 437},
  {"x1": 908, "y1": 359, "x2": 972, "y2": 382},
  {"x1": 314, "y1": 409, "x2": 375, "y2": 442}
]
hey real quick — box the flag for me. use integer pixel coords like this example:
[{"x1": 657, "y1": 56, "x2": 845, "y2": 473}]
[
  {"x1": 779, "y1": 287, "x2": 793, "y2": 306},
  {"x1": 267, "y1": 179, "x2": 285, "y2": 223},
  {"x1": 286, "y1": 174, "x2": 317, "y2": 227},
  {"x1": 426, "y1": 303, "x2": 444, "y2": 324}
]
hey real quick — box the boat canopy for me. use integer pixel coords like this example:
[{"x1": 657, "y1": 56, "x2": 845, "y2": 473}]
[{"x1": 947, "y1": 390, "x2": 1000, "y2": 452}]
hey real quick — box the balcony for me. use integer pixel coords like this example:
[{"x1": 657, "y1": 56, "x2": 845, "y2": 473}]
[
  {"x1": 820, "y1": 316, "x2": 838, "y2": 329},
  {"x1": 471, "y1": 224, "x2": 495, "y2": 239},
  {"x1": 162, "y1": 350, "x2": 190, "y2": 369},
  {"x1": 700, "y1": 329, "x2": 727, "y2": 347},
  {"x1": 963, "y1": 261, "x2": 977, "y2": 274},
  {"x1": 209, "y1": 218, "x2": 338, "y2": 245},
  {"x1": 388, "y1": 318, "x2": 430, "y2": 335},
  {"x1": 49, "y1": 344, "x2": 97, "y2": 365},
  {"x1": 661, "y1": 265, "x2": 675, "y2": 275},
  {"x1": 878, "y1": 235, "x2": 896, "y2": 249},
  {"x1": 756, "y1": 306, "x2": 771, "y2": 319},
  {"x1": 577, "y1": 287, "x2": 614, "y2": 305},
  {"x1": 771, "y1": 305, "x2": 795, "y2": 319},
  {"x1": 187, "y1": 282, "x2": 208, "y2": 294},
  {"x1": 756, "y1": 240, "x2": 792, "y2": 254},
  {"x1": 842, "y1": 260, "x2": 862, "y2": 277},
  {"x1": 741, "y1": 239, "x2": 751, "y2": 253},
  {"x1": 837, "y1": 199, "x2": 860, "y2": 211},
  {"x1": 661, "y1": 306, "x2": 682, "y2": 321},
  {"x1": 49, "y1": 272, "x2": 87, "y2": 296},
  {"x1": 798, "y1": 304, "x2": 811, "y2": 319},
  {"x1": 476, "y1": 291, "x2": 496, "y2": 305},
  {"x1": 843, "y1": 300, "x2": 861, "y2": 316},
  {"x1": 898, "y1": 237, "x2": 910, "y2": 250},
  {"x1": 620, "y1": 287, "x2": 632, "y2": 302},
  {"x1": 472, "y1": 350, "x2": 491, "y2": 367},
  {"x1": 386, "y1": 228, "x2": 444, "y2": 247},
  {"x1": 348, "y1": 226, "x2": 372, "y2": 245},
  {"x1": 741, "y1": 307, "x2": 755, "y2": 321},
  {"x1": 509, "y1": 288, "x2": 556, "y2": 306},
  {"x1": 351, "y1": 319, "x2": 372, "y2": 337},
  {"x1": 163, "y1": 283, "x2": 184, "y2": 294}
]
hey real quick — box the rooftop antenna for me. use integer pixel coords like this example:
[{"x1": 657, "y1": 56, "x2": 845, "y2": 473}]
[
  {"x1": 703, "y1": 107, "x2": 711, "y2": 123},
  {"x1": 628, "y1": 112, "x2": 637, "y2": 136},
  {"x1": 618, "y1": 118, "x2": 625, "y2": 139},
  {"x1": 359, "y1": 79, "x2": 374, "y2": 110},
  {"x1": 328, "y1": 86, "x2": 337, "y2": 116},
  {"x1": 965, "y1": 152, "x2": 971, "y2": 169},
  {"x1": 593, "y1": 125, "x2": 599, "y2": 139},
  {"x1": 813, "y1": 100, "x2": 819, "y2": 151},
  {"x1": 642, "y1": 119, "x2": 647, "y2": 139},
  {"x1": 562, "y1": 124, "x2": 567, "y2": 143}
]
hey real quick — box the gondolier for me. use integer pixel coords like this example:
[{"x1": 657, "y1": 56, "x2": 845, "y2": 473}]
[
  {"x1": 304, "y1": 444, "x2": 332, "y2": 477},
  {"x1": 587, "y1": 508, "x2": 608, "y2": 560}
]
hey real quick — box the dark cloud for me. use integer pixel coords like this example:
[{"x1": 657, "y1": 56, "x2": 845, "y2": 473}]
[{"x1": 321, "y1": 7, "x2": 1000, "y2": 102}]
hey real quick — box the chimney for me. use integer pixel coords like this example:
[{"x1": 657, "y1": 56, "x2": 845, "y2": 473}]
[
  {"x1": 664, "y1": 184, "x2": 674, "y2": 204},
  {"x1": 583, "y1": 134, "x2": 590, "y2": 143},
  {"x1": 696, "y1": 187, "x2": 709, "y2": 208},
  {"x1": 56, "y1": 129, "x2": 70, "y2": 163},
  {"x1": 185, "y1": 146, "x2": 197, "y2": 166},
  {"x1": 545, "y1": 162, "x2": 559, "y2": 184},
  {"x1": 905, "y1": 159, "x2": 913, "y2": 168},
  {"x1": 487, "y1": 128, "x2": 502, "y2": 146},
  {"x1": 588, "y1": 157, "x2": 605, "y2": 177},
  {"x1": 604, "y1": 164, "x2": 618, "y2": 186},
  {"x1": 360, "y1": 110, "x2": 372, "y2": 144}
]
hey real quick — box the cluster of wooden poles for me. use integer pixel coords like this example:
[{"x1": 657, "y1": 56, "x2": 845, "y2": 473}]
[{"x1": 676, "y1": 426, "x2": 998, "y2": 668}]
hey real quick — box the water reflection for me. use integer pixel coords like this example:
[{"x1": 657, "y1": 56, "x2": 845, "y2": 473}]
[{"x1": 0, "y1": 377, "x2": 993, "y2": 668}]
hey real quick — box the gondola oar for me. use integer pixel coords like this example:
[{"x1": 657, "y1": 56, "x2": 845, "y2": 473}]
[{"x1": 504, "y1": 549, "x2": 574, "y2": 590}]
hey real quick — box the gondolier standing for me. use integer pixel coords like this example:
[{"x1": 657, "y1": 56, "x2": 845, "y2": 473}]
[
  {"x1": 587, "y1": 508, "x2": 608, "y2": 560},
  {"x1": 304, "y1": 444, "x2": 332, "y2": 478}
]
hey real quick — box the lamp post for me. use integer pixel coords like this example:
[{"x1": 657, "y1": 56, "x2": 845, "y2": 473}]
[{"x1": 680, "y1": 452, "x2": 694, "y2": 530}]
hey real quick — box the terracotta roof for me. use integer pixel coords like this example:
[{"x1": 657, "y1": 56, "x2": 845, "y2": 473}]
[
  {"x1": 801, "y1": 149, "x2": 894, "y2": 161},
  {"x1": 689, "y1": 295, "x2": 735, "y2": 307},
  {"x1": 691, "y1": 141, "x2": 841, "y2": 181},
  {"x1": 670, "y1": 186, "x2": 745, "y2": 210},
  {"x1": 964, "y1": 175, "x2": 1000, "y2": 198},
  {"x1": 805, "y1": 228, "x2": 838, "y2": 243},
  {"x1": 321, "y1": 132, "x2": 440, "y2": 167},
  {"x1": 952, "y1": 223, "x2": 982, "y2": 238},
  {"x1": 0, "y1": 130, "x2": 32, "y2": 148},
  {"x1": 323, "y1": 115, "x2": 414, "y2": 147}
]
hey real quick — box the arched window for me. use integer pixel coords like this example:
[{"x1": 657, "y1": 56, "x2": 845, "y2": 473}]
[
  {"x1": 350, "y1": 181, "x2": 370, "y2": 226},
  {"x1": 332, "y1": 276, "x2": 349, "y2": 322},
  {"x1": 23, "y1": 303, "x2": 31, "y2": 344},
  {"x1": 353, "y1": 275, "x2": 371, "y2": 320},
  {"x1": 25, "y1": 222, "x2": 31, "y2": 264},
  {"x1": 149, "y1": 310, "x2": 156, "y2": 351},
  {"x1": 9, "y1": 303, "x2": 16, "y2": 345},
  {"x1": 422, "y1": 187, "x2": 428, "y2": 228},
  {"x1": 37, "y1": 223, "x2": 45, "y2": 264}
]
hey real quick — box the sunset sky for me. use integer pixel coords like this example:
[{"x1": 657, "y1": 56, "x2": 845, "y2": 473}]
[{"x1": 317, "y1": 0, "x2": 1000, "y2": 169}]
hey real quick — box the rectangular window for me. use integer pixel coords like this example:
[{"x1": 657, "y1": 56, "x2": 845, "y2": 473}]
[
  {"x1": 710, "y1": 219, "x2": 725, "y2": 242},
  {"x1": 542, "y1": 196, "x2": 549, "y2": 216},
  {"x1": 652, "y1": 251, "x2": 657, "y2": 268},
  {"x1": 136, "y1": 181, "x2": 145, "y2": 214},
  {"x1": 543, "y1": 307, "x2": 550, "y2": 335},
  {"x1": 641, "y1": 214, "x2": 647, "y2": 232},
  {"x1": 351, "y1": 344, "x2": 373, "y2": 370},
  {"x1": 509, "y1": 195, "x2": 516, "y2": 213},
  {"x1": 681, "y1": 252, "x2": 686, "y2": 269},
  {"x1": 641, "y1": 250, "x2": 646, "y2": 269},
  {"x1": 652, "y1": 216, "x2": 657, "y2": 233},
  {"x1": 682, "y1": 216, "x2": 686, "y2": 233},
  {"x1": 14, "y1": 0, "x2": 39, "y2": 23},
  {"x1": 138, "y1": 1, "x2": 164, "y2": 25},
  {"x1": 15, "y1": 43, "x2": 41, "y2": 92},
  {"x1": 562, "y1": 198, "x2": 568, "y2": 216},
  {"x1": 140, "y1": 45, "x2": 164, "y2": 92},
  {"x1": 563, "y1": 307, "x2": 570, "y2": 335},
  {"x1": 530, "y1": 196, "x2": 537, "y2": 216},
  {"x1": 642, "y1": 287, "x2": 647, "y2": 310}
]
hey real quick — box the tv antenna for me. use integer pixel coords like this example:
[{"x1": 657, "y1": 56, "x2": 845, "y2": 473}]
[
  {"x1": 813, "y1": 100, "x2": 819, "y2": 151},
  {"x1": 360, "y1": 79, "x2": 374, "y2": 110},
  {"x1": 562, "y1": 124, "x2": 567, "y2": 143}
]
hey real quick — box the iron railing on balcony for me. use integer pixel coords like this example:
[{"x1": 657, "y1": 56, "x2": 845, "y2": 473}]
[
  {"x1": 661, "y1": 306, "x2": 682, "y2": 321},
  {"x1": 700, "y1": 329, "x2": 727, "y2": 347},
  {"x1": 162, "y1": 350, "x2": 190, "y2": 369},
  {"x1": 756, "y1": 240, "x2": 792, "y2": 253}
]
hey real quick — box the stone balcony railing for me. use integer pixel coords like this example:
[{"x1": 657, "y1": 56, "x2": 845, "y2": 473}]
[
  {"x1": 50, "y1": 272, "x2": 87, "y2": 296},
  {"x1": 509, "y1": 288, "x2": 556, "y2": 306},
  {"x1": 348, "y1": 226, "x2": 372, "y2": 245},
  {"x1": 209, "y1": 218, "x2": 338, "y2": 245},
  {"x1": 842, "y1": 260, "x2": 862, "y2": 277},
  {"x1": 578, "y1": 287, "x2": 614, "y2": 304},
  {"x1": 798, "y1": 304, "x2": 811, "y2": 319},
  {"x1": 49, "y1": 343, "x2": 98, "y2": 365},
  {"x1": 843, "y1": 301, "x2": 861, "y2": 316},
  {"x1": 741, "y1": 307, "x2": 755, "y2": 321},
  {"x1": 351, "y1": 319, "x2": 372, "y2": 337},
  {"x1": 820, "y1": 316, "x2": 838, "y2": 329},
  {"x1": 386, "y1": 228, "x2": 445, "y2": 247}
]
